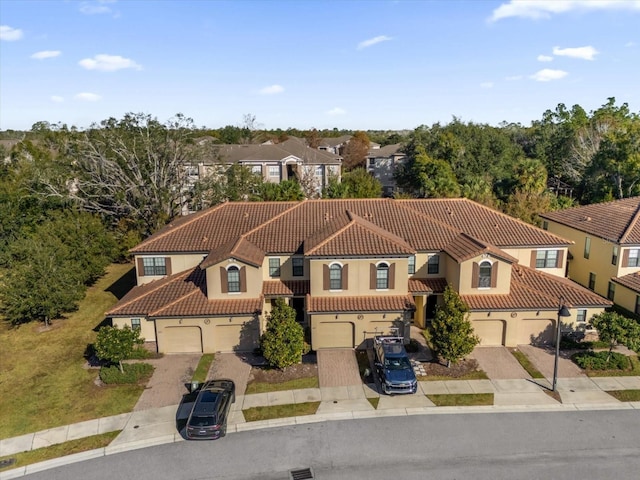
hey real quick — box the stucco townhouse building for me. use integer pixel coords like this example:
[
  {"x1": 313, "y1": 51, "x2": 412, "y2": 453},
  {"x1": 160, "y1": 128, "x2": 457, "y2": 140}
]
[{"x1": 107, "y1": 198, "x2": 611, "y2": 354}]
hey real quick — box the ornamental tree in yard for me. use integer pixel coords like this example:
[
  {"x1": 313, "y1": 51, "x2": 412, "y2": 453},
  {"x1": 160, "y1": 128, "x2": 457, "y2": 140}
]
[
  {"x1": 591, "y1": 311, "x2": 640, "y2": 363},
  {"x1": 260, "y1": 299, "x2": 305, "y2": 369},
  {"x1": 95, "y1": 325, "x2": 144, "y2": 373},
  {"x1": 430, "y1": 286, "x2": 480, "y2": 367}
]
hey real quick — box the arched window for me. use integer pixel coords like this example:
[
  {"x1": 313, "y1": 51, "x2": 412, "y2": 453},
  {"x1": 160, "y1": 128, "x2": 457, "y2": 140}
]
[
  {"x1": 376, "y1": 262, "x2": 389, "y2": 289},
  {"x1": 329, "y1": 264, "x2": 342, "y2": 290},
  {"x1": 227, "y1": 266, "x2": 240, "y2": 293},
  {"x1": 478, "y1": 261, "x2": 492, "y2": 288}
]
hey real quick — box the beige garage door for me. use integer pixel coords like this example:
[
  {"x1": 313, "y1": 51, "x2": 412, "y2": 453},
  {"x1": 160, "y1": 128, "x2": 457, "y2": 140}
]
[
  {"x1": 214, "y1": 324, "x2": 256, "y2": 352},
  {"x1": 472, "y1": 320, "x2": 506, "y2": 346},
  {"x1": 164, "y1": 326, "x2": 202, "y2": 353},
  {"x1": 315, "y1": 322, "x2": 354, "y2": 349},
  {"x1": 518, "y1": 318, "x2": 555, "y2": 345}
]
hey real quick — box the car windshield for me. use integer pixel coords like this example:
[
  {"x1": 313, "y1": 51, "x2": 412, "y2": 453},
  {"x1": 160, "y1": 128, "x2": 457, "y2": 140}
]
[
  {"x1": 188, "y1": 415, "x2": 217, "y2": 427},
  {"x1": 384, "y1": 356, "x2": 411, "y2": 370}
]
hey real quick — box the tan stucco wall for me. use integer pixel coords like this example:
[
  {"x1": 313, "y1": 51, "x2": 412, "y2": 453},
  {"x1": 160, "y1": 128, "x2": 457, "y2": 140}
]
[
  {"x1": 309, "y1": 257, "x2": 409, "y2": 297},
  {"x1": 413, "y1": 253, "x2": 445, "y2": 278},
  {"x1": 502, "y1": 247, "x2": 567, "y2": 278},
  {"x1": 618, "y1": 246, "x2": 640, "y2": 278},
  {"x1": 262, "y1": 256, "x2": 309, "y2": 281},
  {"x1": 614, "y1": 284, "x2": 640, "y2": 315},
  {"x1": 135, "y1": 253, "x2": 205, "y2": 285},
  {"x1": 112, "y1": 316, "x2": 156, "y2": 342},
  {"x1": 205, "y1": 259, "x2": 263, "y2": 300},
  {"x1": 457, "y1": 256, "x2": 512, "y2": 295},
  {"x1": 310, "y1": 312, "x2": 405, "y2": 350}
]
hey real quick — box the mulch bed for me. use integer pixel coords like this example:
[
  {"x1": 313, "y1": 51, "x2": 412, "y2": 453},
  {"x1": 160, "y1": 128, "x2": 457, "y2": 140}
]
[
  {"x1": 249, "y1": 354, "x2": 318, "y2": 383},
  {"x1": 420, "y1": 358, "x2": 482, "y2": 378}
]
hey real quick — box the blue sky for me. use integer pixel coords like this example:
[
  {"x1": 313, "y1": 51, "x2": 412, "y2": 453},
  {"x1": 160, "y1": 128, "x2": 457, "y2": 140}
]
[{"x1": 1, "y1": 0, "x2": 639, "y2": 131}]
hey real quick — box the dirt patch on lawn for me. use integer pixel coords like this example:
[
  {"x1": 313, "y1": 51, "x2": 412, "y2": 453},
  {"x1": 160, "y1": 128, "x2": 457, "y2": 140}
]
[
  {"x1": 249, "y1": 354, "x2": 318, "y2": 384},
  {"x1": 419, "y1": 358, "x2": 484, "y2": 379}
]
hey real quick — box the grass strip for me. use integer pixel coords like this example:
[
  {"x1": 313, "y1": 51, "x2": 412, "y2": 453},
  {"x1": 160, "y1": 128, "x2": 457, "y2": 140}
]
[
  {"x1": 191, "y1": 354, "x2": 215, "y2": 383},
  {"x1": 584, "y1": 356, "x2": 640, "y2": 377},
  {"x1": 418, "y1": 370, "x2": 488, "y2": 381},
  {"x1": 367, "y1": 397, "x2": 380, "y2": 409},
  {"x1": 243, "y1": 401, "x2": 320, "y2": 422},
  {"x1": 605, "y1": 389, "x2": 640, "y2": 402},
  {"x1": 427, "y1": 393, "x2": 494, "y2": 407},
  {"x1": 0, "y1": 431, "x2": 120, "y2": 471},
  {"x1": 245, "y1": 376, "x2": 319, "y2": 394},
  {"x1": 511, "y1": 349, "x2": 545, "y2": 378}
]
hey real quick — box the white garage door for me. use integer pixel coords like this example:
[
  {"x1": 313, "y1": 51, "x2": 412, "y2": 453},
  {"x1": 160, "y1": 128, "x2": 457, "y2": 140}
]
[
  {"x1": 214, "y1": 324, "x2": 256, "y2": 352},
  {"x1": 472, "y1": 320, "x2": 506, "y2": 346},
  {"x1": 518, "y1": 318, "x2": 555, "y2": 345},
  {"x1": 163, "y1": 326, "x2": 202, "y2": 353},
  {"x1": 315, "y1": 322, "x2": 354, "y2": 349}
]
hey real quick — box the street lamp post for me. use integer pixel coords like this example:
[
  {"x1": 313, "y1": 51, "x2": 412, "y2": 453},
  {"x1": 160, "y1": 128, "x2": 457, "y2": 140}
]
[{"x1": 552, "y1": 298, "x2": 571, "y2": 392}]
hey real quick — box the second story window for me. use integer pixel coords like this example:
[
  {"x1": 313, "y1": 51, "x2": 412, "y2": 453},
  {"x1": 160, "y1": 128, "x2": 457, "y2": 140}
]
[
  {"x1": 628, "y1": 249, "x2": 639, "y2": 267},
  {"x1": 376, "y1": 262, "x2": 389, "y2": 289},
  {"x1": 607, "y1": 281, "x2": 615, "y2": 301},
  {"x1": 329, "y1": 264, "x2": 342, "y2": 290},
  {"x1": 408, "y1": 255, "x2": 416, "y2": 275},
  {"x1": 588, "y1": 272, "x2": 596, "y2": 290},
  {"x1": 142, "y1": 257, "x2": 166, "y2": 276},
  {"x1": 269, "y1": 258, "x2": 280, "y2": 277},
  {"x1": 536, "y1": 250, "x2": 558, "y2": 268},
  {"x1": 478, "y1": 261, "x2": 492, "y2": 288},
  {"x1": 227, "y1": 266, "x2": 240, "y2": 293},
  {"x1": 584, "y1": 237, "x2": 591, "y2": 259},
  {"x1": 292, "y1": 258, "x2": 304, "y2": 277},
  {"x1": 428, "y1": 255, "x2": 439, "y2": 274},
  {"x1": 612, "y1": 246, "x2": 619, "y2": 266}
]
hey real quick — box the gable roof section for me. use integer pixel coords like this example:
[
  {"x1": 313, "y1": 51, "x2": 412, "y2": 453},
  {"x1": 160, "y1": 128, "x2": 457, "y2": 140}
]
[
  {"x1": 106, "y1": 266, "x2": 262, "y2": 317},
  {"x1": 611, "y1": 272, "x2": 640, "y2": 294},
  {"x1": 262, "y1": 280, "x2": 310, "y2": 296},
  {"x1": 307, "y1": 294, "x2": 415, "y2": 313},
  {"x1": 304, "y1": 210, "x2": 415, "y2": 257},
  {"x1": 540, "y1": 196, "x2": 640, "y2": 244},
  {"x1": 444, "y1": 233, "x2": 518, "y2": 264},
  {"x1": 462, "y1": 265, "x2": 612, "y2": 311},
  {"x1": 408, "y1": 277, "x2": 448, "y2": 294},
  {"x1": 201, "y1": 236, "x2": 264, "y2": 269}
]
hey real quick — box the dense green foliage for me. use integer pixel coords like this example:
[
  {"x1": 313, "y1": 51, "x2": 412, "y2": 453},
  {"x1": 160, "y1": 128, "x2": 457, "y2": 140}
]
[
  {"x1": 260, "y1": 299, "x2": 306, "y2": 369},
  {"x1": 99, "y1": 362, "x2": 154, "y2": 384},
  {"x1": 572, "y1": 351, "x2": 630, "y2": 371},
  {"x1": 324, "y1": 168, "x2": 383, "y2": 198},
  {"x1": 591, "y1": 312, "x2": 640, "y2": 361},
  {"x1": 95, "y1": 325, "x2": 144, "y2": 373},
  {"x1": 430, "y1": 286, "x2": 480, "y2": 367}
]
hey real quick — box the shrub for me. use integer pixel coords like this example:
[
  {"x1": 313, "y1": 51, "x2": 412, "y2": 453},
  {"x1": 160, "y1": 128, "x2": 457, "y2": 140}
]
[
  {"x1": 572, "y1": 351, "x2": 630, "y2": 371},
  {"x1": 99, "y1": 362, "x2": 154, "y2": 384},
  {"x1": 260, "y1": 299, "x2": 305, "y2": 369}
]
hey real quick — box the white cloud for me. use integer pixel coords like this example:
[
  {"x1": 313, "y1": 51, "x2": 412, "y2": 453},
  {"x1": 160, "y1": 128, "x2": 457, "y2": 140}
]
[
  {"x1": 505, "y1": 75, "x2": 523, "y2": 81},
  {"x1": 530, "y1": 68, "x2": 568, "y2": 82},
  {"x1": 79, "y1": 1, "x2": 116, "y2": 15},
  {"x1": 1, "y1": 25, "x2": 23, "y2": 41},
  {"x1": 326, "y1": 107, "x2": 346, "y2": 116},
  {"x1": 51, "y1": 95, "x2": 64, "y2": 103},
  {"x1": 357, "y1": 35, "x2": 392, "y2": 50},
  {"x1": 490, "y1": 0, "x2": 640, "y2": 22},
  {"x1": 553, "y1": 45, "x2": 598, "y2": 60},
  {"x1": 79, "y1": 54, "x2": 142, "y2": 71},
  {"x1": 625, "y1": 41, "x2": 636, "y2": 47},
  {"x1": 75, "y1": 92, "x2": 101, "y2": 101},
  {"x1": 258, "y1": 84, "x2": 284, "y2": 95},
  {"x1": 31, "y1": 50, "x2": 61, "y2": 60},
  {"x1": 480, "y1": 82, "x2": 494, "y2": 89},
  {"x1": 537, "y1": 54, "x2": 553, "y2": 62}
]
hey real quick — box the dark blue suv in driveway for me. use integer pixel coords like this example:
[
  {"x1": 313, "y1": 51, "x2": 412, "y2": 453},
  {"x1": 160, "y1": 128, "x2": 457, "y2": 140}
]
[
  {"x1": 374, "y1": 336, "x2": 418, "y2": 395},
  {"x1": 186, "y1": 379, "x2": 235, "y2": 440}
]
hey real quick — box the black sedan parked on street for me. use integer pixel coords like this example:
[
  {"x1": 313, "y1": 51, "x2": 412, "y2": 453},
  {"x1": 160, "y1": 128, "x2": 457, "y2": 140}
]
[{"x1": 185, "y1": 379, "x2": 235, "y2": 440}]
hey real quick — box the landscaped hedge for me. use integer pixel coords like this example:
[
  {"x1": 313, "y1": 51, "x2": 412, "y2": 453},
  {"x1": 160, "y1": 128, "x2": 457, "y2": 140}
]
[
  {"x1": 572, "y1": 351, "x2": 630, "y2": 370},
  {"x1": 99, "y1": 363, "x2": 154, "y2": 384}
]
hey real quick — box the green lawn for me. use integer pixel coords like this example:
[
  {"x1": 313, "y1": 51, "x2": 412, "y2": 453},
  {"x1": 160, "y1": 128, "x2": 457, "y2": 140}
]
[
  {"x1": 511, "y1": 349, "x2": 545, "y2": 378},
  {"x1": 0, "y1": 264, "x2": 143, "y2": 439},
  {"x1": 243, "y1": 402, "x2": 320, "y2": 421},
  {"x1": 0, "y1": 431, "x2": 120, "y2": 472},
  {"x1": 245, "y1": 376, "x2": 319, "y2": 394},
  {"x1": 583, "y1": 355, "x2": 640, "y2": 377},
  {"x1": 418, "y1": 370, "x2": 488, "y2": 381},
  {"x1": 367, "y1": 397, "x2": 380, "y2": 409},
  {"x1": 427, "y1": 393, "x2": 494, "y2": 406},
  {"x1": 605, "y1": 390, "x2": 640, "y2": 402},
  {"x1": 191, "y1": 354, "x2": 215, "y2": 383}
]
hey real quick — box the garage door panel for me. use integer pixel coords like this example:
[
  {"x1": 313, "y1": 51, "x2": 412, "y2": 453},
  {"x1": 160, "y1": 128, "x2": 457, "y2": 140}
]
[
  {"x1": 316, "y1": 322, "x2": 354, "y2": 349},
  {"x1": 164, "y1": 326, "x2": 202, "y2": 353},
  {"x1": 472, "y1": 320, "x2": 505, "y2": 346},
  {"x1": 518, "y1": 319, "x2": 555, "y2": 345},
  {"x1": 214, "y1": 324, "x2": 256, "y2": 352}
]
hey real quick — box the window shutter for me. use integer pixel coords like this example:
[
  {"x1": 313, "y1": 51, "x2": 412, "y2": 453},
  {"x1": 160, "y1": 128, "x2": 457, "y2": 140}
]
[
  {"x1": 220, "y1": 267, "x2": 228, "y2": 293},
  {"x1": 556, "y1": 250, "x2": 564, "y2": 268},
  {"x1": 490, "y1": 262, "x2": 498, "y2": 288},
  {"x1": 622, "y1": 249, "x2": 630, "y2": 267},
  {"x1": 370, "y1": 264, "x2": 376, "y2": 290},
  {"x1": 240, "y1": 266, "x2": 247, "y2": 292},
  {"x1": 165, "y1": 257, "x2": 172, "y2": 276},
  {"x1": 530, "y1": 250, "x2": 537, "y2": 268},
  {"x1": 472, "y1": 262, "x2": 479, "y2": 288},
  {"x1": 137, "y1": 258, "x2": 145, "y2": 276},
  {"x1": 343, "y1": 264, "x2": 349, "y2": 290},
  {"x1": 388, "y1": 263, "x2": 396, "y2": 289},
  {"x1": 323, "y1": 264, "x2": 329, "y2": 290}
]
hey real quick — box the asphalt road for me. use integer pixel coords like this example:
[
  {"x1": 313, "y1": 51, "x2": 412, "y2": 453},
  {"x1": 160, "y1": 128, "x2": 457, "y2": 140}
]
[{"x1": 23, "y1": 410, "x2": 640, "y2": 480}]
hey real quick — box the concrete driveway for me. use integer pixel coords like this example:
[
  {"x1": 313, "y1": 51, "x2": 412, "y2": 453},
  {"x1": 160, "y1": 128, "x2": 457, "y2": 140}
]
[
  {"x1": 470, "y1": 347, "x2": 531, "y2": 379},
  {"x1": 517, "y1": 344, "x2": 585, "y2": 378}
]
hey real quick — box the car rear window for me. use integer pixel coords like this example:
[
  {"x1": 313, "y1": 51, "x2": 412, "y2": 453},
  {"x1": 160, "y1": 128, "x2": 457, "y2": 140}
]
[{"x1": 189, "y1": 415, "x2": 217, "y2": 427}]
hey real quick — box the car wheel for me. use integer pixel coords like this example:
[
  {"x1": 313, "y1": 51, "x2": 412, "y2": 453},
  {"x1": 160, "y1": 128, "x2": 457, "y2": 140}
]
[{"x1": 221, "y1": 425, "x2": 227, "y2": 437}]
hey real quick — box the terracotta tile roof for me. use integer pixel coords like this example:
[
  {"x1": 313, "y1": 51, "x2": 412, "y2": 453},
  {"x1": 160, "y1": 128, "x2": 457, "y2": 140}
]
[
  {"x1": 541, "y1": 196, "x2": 640, "y2": 244},
  {"x1": 409, "y1": 278, "x2": 448, "y2": 294},
  {"x1": 201, "y1": 237, "x2": 264, "y2": 269},
  {"x1": 307, "y1": 294, "x2": 416, "y2": 313},
  {"x1": 304, "y1": 211, "x2": 415, "y2": 257},
  {"x1": 612, "y1": 272, "x2": 640, "y2": 294},
  {"x1": 444, "y1": 233, "x2": 518, "y2": 264},
  {"x1": 106, "y1": 266, "x2": 262, "y2": 317},
  {"x1": 461, "y1": 265, "x2": 612, "y2": 311},
  {"x1": 262, "y1": 280, "x2": 310, "y2": 296}
]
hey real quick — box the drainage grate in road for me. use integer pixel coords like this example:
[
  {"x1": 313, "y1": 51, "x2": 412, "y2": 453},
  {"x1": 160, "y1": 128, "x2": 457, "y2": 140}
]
[{"x1": 289, "y1": 467, "x2": 314, "y2": 480}]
